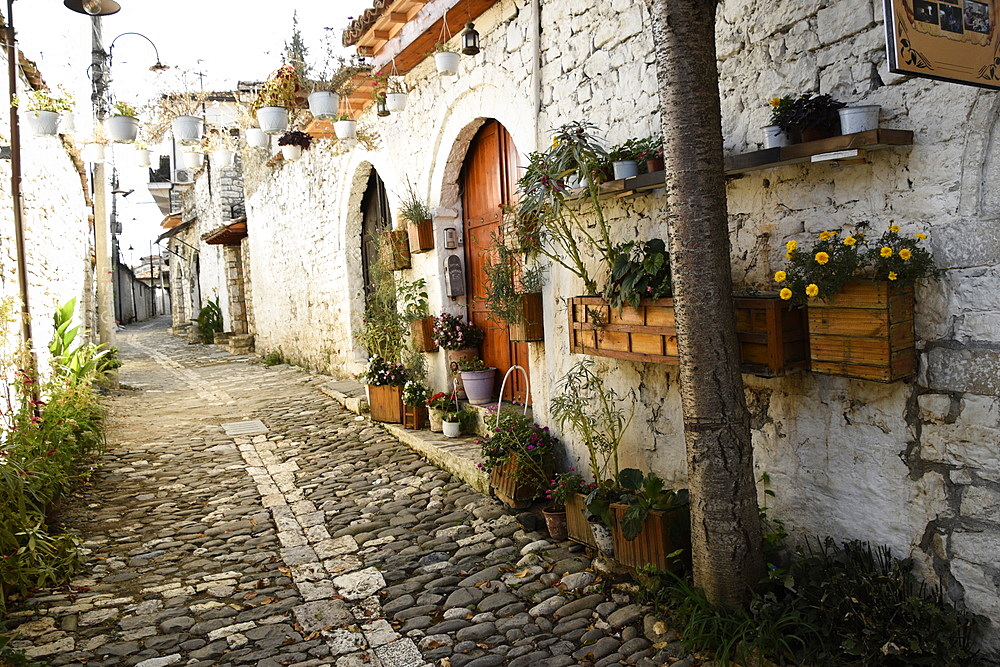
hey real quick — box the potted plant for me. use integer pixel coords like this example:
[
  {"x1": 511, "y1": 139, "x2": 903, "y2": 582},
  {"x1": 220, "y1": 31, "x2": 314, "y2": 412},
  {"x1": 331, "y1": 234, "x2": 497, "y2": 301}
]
[
  {"x1": 14, "y1": 89, "x2": 68, "y2": 137},
  {"x1": 426, "y1": 391, "x2": 453, "y2": 433},
  {"x1": 432, "y1": 313, "x2": 484, "y2": 398},
  {"x1": 777, "y1": 224, "x2": 937, "y2": 381},
  {"x1": 839, "y1": 103, "x2": 881, "y2": 134},
  {"x1": 180, "y1": 148, "x2": 205, "y2": 170},
  {"x1": 385, "y1": 77, "x2": 408, "y2": 112},
  {"x1": 207, "y1": 128, "x2": 239, "y2": 168},
  {"x1": 333, "y1": 114, "x2": 357, "y2": 141},
  {"x1": 483, "y1": 238, "x2": 546, "y2": 342},
  {"x1": 442, "y1": 407, "x2": 472, "y2": 438},
  {"x1": 543, "y1": 471, "x2": 587, "y2": 542},
  {"x1": 401, "y1": 380, "x2": 429, "y2": 429},
  {"x1": 135, "y1": 141, "x2": 152, "y2": 168},
  {"x1": 457, "y1": 358, "x2": 496, "y2": 406},
  {"x1": 387, "y1": 227, "x2": 411, "y2": 270},
  {"x1": 308, "y1": 51, "x2": 371, "y2": 120},
  {"x1": 434, "y1": 42, "x2": 461, "y2": 76},
  {"x1": 763, "y1": 95, "x2": 794, "y2": 148},
  {"x1": 608, "y1": 137, "x2": 643, "y2": 180},
  {"x1": 277, "y1": 129, "x2": 312, "y2": 161},
  {"x1": 104, "y1": 101, "x2": 140, "y2": 143},
  {"x1": 610, "y1": 468, "x2": 691, "y2": 571},
  {"x1": 553, "y1": 470, "x2": 599, "y2": 547},
  {"x1": 399, "y1": 181, "x2": 434, "y2": 253},
  {"x1": 253, "y1": 64, "x2": 300, "y2": 135},
  {"x1": 358, "y1": 354, "x2": 408, "y2": 423},
  {"x1": 636, "y1": 135, "x2": 664, "y2": 173},
  {"x1": 478, "y1": 410, "x2": 558, "y2": 508},
  {"x1": 399, "y1": 279, "x2": 436, "y2": 352},
  {"x1": 775, "y1": 93, "x2": 846, "y2": 142},
  {"x1": 245, "y1": 127, "x2": 269, "y2": 148}
]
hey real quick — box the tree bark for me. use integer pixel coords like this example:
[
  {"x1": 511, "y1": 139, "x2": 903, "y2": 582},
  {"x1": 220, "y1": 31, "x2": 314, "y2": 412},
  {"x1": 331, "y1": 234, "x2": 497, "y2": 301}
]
[{"x1": 650, "y1": 0, "x2": 765, "y2": 607}]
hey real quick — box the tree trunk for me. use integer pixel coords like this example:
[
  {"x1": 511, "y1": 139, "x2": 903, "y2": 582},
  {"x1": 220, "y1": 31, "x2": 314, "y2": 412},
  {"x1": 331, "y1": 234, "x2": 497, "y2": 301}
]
[{"x1": 650, "y1": 0, "x2": 765, "y2": 607}]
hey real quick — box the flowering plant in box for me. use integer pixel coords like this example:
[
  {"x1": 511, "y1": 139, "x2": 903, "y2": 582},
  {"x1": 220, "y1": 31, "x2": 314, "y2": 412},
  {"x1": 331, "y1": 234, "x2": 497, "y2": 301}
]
[
  {"x1": 401, "y1": 380, "x2": 428, "y2": 407},
  {"x1": 546, "y1": 469, "x2": 594, "y2": 510},
  {"x1": 426, "y1": 391, "x2": 455, "y2": 411},
  {"x1": 431, "y1": 313, "x2": 484, "y2": 351},
  {"x1": 864, "y1": 225, "x2": 937, "y2": 285},
  {"x1": 477, "y1": 411, "x2": 558, "y2": 484},
  {"x1": 358, "y1": 354, "x2": 407, "y2": 386}
]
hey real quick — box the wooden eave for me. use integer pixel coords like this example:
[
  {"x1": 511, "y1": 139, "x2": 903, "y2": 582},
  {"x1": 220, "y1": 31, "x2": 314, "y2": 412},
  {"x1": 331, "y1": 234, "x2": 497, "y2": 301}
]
[
  {"x1": 161, "y1": 213, "x2": 182, "y2": 230},
  {"x1": 202, "y1": 218, "x2": 248, "y2": 246}
]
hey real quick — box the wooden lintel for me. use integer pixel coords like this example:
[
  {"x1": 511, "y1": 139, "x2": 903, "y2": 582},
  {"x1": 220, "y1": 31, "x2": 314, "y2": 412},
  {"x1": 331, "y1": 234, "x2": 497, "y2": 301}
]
[{"x1": 389, "y1": 12, "x2": 409, "y2": 23}]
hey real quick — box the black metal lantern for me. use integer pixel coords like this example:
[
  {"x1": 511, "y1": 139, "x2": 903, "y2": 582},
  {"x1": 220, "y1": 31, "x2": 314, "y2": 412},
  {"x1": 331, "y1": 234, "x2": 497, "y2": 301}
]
[
  {"x1": 461, "y1": 22, "x2": 480, "y2": 56},
  {"x1": 376, "y1": 94, "x2": 390, "y2": 118},
  {"x1": 64, "y1": 0, "x2": 122, "y2": 16}
]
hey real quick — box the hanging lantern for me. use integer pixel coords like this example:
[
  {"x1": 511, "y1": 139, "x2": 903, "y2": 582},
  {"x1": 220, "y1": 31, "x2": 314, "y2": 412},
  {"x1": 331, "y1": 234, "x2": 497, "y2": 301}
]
[
  {"x1": 376, "y1": 94, "x2": 390, "y2": 118},
  {"x1": 461, "y1": 22, "x2": 480, "y2": 56}
]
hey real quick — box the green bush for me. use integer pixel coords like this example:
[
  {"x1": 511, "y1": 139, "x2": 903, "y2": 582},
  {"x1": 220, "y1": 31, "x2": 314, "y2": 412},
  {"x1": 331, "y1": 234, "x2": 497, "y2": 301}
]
[{"x1": 195, "y1": 297, "x2": 224, "y2": 343}]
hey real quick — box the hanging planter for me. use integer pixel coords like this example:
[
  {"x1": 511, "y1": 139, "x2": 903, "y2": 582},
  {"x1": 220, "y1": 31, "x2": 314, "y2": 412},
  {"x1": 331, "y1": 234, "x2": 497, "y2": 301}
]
[
  {"x1": 27, "y1": 111, "x2": 59, "y2": 137},
  {"x1": 277, "y1": 130, "x2": 312, "y2": 163},
  {"x1": 442, "y1": 418, "x2": 462, "y2": 438},
  {"x1": 105, "y1": 115, "x2": 139, "y2": 143},
  {"x1": 281, "y1": 145, "x2": 302, "y2": 161},
  {"x1": 83, "y1": 143, "x2": 106, "y2": 163},
  {"x1": 135, "y1": 147, "x2": 152, "y2": 168},
  {"x1": 385, "y1": 92, "x2": 408, "y2": 112},
  {"x1": 181, "y1": 151, "x2": 205, "y2": 170},
  {"x1": 334, "y1": 118, "x2": 357, "y2": 140},
  {"x1": 307, "y1": 91, "x2": 340, "y2": 120},
  {"x1": 172, "y1": 114, "x2": 204, "y2": 145},
  {"x1": 211, "y1": 149, "x2": 235, "y2": 168},
  {"x1": 256, "y1": 106, "x2": 289, "y2": 135},
  {"x1": 245, "y1": 128, "x2": 269, "y2": 148},
  {"x1": 57, "y1": 112, "x2": 75, "y2": 135},
  {"x1": 434, "y1": 51, "x2": 460, "y2": 76}
]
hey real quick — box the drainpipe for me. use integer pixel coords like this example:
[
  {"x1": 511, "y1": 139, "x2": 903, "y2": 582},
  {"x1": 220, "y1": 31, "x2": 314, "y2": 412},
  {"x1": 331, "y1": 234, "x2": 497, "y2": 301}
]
[{"x1": 531, "y1": 0, "x2": 541, "y2": 150}]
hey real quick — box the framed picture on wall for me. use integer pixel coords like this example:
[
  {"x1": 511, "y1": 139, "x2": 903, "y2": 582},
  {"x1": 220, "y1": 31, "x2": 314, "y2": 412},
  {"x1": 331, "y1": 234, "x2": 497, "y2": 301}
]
[{"x1": 884, "y1": 0, "x2": 1000, "y2": 88}]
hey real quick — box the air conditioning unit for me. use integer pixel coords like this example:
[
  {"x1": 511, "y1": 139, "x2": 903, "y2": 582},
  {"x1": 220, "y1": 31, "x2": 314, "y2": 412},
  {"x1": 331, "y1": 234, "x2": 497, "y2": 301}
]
[{"x1": 173, "y1": 169, "x2": 194, "y2": 184}]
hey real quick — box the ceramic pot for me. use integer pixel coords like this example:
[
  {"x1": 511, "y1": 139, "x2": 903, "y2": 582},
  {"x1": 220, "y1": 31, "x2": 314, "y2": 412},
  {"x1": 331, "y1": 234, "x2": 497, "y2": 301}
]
[
  {"x1": 838, "y1": 105, "x2": 880, "y2": 134},
  {"x1": 645, "y1": 157, "x2": 664, "y2": 173},
  {"x1": 762, "y1": 125, "x2": 790, "y2": 149},
  {"x1": 443, "y1": 420, "x2": 461, "y2": 438},
  {"x1": 212, "y1": 149, "x2": 235, "y2": 168},
  {"x1": 181, "y1": 151, "x2": 204, "y2": 169},
  {"x1": 57, "y1": 112, "x2": 75, "y2": 135},
  {"x1": 281, "y1": 145, "x2": 302, "y2": 161},
  {"x1": 27, "y1": 110, "x2": 59, "y2": 137},
  {"x1": 256, "y1": 106, "x2": 289, "y2": 135},
  {"x1": 136, "y1": 148, "x2": 152, "y2": 168},
  {"x1": 245, "y1": 128, "x2": 268, "y2": 148},
  {"x1": 612, "y1": 160, "x2": 639, "y2": 180},
  {"x1": 588, "y1": 518, "x2": 614, "y2": 557},
  {"x1": 172, "y1": 114, "x2": 203, "y2": 145},
  {"x1": 334, "y1": 119, "x2": 357, "y2": 140},
  {"x1": 307, "y1": 91, "x2": 339, "y2": 120},
  {"x1": 105, "y1": 115, "x2": 139, "y2": 143},
  {"x1": 386, "y1": 92, "x2": 408, "y2": 112},
  {"x1": 543, "y1": 507, "x2": 568, "y2": 542},
  {"x1": 460, "y1": 368, "x2": 496, "y2": 405},
  {"x1": 435, "y1": 51, "x2": 460, "y2": 75}
]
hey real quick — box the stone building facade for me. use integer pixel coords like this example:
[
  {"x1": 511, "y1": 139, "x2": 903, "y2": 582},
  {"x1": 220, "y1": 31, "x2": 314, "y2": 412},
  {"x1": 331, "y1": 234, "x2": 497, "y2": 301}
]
[{"x1": 182, "y1": 0, "x2": 1000, "y2": 654}]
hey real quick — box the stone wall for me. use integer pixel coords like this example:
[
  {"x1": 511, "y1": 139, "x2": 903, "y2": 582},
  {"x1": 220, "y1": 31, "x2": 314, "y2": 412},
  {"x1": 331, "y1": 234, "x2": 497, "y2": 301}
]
[
  {"x1": 224, "y1": 0, "x2": 1000, "y2": 653},
  {"x1": 0, "y1": 52, "x2": 93, "y2": 375}
]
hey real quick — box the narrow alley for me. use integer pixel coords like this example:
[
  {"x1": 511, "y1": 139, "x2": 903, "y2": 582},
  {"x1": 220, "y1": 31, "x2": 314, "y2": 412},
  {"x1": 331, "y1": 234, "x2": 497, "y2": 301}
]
[{"x1": 4, "y1": 319, "x2": 666, "y2": 667}]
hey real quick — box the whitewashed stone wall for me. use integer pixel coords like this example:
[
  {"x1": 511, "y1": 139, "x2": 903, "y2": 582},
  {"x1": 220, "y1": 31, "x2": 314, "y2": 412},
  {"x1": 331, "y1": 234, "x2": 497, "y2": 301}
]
[
  {"x1": 228, "y1": 0, "x2": 1000, "y2": 653},
  {"x1": 0, "y1": 55, "x2": 93, "y2": 375}
]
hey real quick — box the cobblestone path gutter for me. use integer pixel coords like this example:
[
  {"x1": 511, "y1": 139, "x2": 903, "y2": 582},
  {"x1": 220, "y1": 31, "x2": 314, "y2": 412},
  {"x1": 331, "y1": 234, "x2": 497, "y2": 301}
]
[{"x1": 5, "y1": 319, "x2": 682, "y2": 666}]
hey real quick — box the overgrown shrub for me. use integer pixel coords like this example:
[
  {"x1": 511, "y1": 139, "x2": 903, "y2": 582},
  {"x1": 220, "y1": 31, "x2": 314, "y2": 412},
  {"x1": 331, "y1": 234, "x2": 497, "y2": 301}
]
[{"x1": 195, "y1": 297, "x2": 224, "y2": 343}]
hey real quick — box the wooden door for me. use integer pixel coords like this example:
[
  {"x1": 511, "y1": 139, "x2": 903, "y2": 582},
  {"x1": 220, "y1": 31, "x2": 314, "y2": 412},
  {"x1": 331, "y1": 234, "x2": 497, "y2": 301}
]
[
  {"x1": 361, "y1": 169, "x2": 391, "y2": 306},
  {"x1": 461, "y1": 121, "x2": 531, "y2": 403}
]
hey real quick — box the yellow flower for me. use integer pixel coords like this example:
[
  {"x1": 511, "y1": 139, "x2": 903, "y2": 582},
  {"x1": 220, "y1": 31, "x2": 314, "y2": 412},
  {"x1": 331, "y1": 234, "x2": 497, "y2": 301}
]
[
  {"x1": 785, "y1": 252, "x2": 793, "y2": 259},
  {"x1": 916, "y1": 233, "x2": 927, "y2": 240},
  {"x1": 779, "y1": 288, "x2": 793, "y2": 300},
  {"x1": 844, "y1": 236, "x2": 857, "y2": 246},
  {"x1": 786, "y1": 240, "x2": 797, "y2": 252},
  {"x1": 819, "y1": 231, "x2": 835, "y2": 241},
  {"x1": 815, "y1": 251, "x2": 830, "y2": 265},
  {"x1": 888, "y1": 272, "x2": 898, "y2": 281},
  {"x1": 880, "y1": 246, "x2": 893, "y2": 258},
  {"x1": 552, "y1": 137, "x2": 560, "y2": 147},
  {"x1": 770, "y1": 97, "x2": 782, "y2": 107},
  {"x1": 805, "y1": 284, "x2": 819, "y2": 297},
  {"x1": 889, "y1": 224, "x2": 900, "y2": 233},
  {"x1": 774, "y1": 271, "x2": 787, "y2": 283},
  {"x1": 899, "y1": 248, "x2": 912, "y2": 260}
]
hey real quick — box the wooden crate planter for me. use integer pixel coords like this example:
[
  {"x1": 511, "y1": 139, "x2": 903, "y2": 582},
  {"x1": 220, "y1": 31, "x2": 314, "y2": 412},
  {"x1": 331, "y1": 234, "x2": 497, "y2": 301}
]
[
  {"x1": 610, "y1": 503, "x2": 691, "y2": 571},
  {"x1": 490, "y1": 456, "x2": 552, "y2": 509},
  {"x1": 807, "y1": 280, "x2": 915, "y2": 382},
  {"x1": 568, "y1": 295, "x2": 807, "y2": 377},
  {"x1": 388, "y1": 230, "x2": 411, "y2": 270},
  {"x1": 407, "y1": 219, "x2": 434, "y2": 254},
  {"x1": 565, "y1": 493, "x2": 596, "y2": 548},
  {"x1": 508, "y1": 293, "x2": 545, "y2": 342},
  {"x1": 410, "y1": 317, "x2": 438, "y2": 352},
  {"x1": 368, "y1": 384, "x2": 403, "y2": 423},
  {"x1": 402, "y1": 405, "x2": 427, "y2": 429}
]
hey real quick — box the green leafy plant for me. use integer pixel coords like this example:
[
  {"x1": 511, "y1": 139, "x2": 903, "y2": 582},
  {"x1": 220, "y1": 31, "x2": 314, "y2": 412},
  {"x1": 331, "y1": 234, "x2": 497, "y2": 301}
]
[
  {"x1": 398, "y1": 180, "x2": 432, "y2": 224},
  {"x1": 607, "y1": 137, "x2": 644, "y2": 163},
  {"x1": 262, "y1": 349, "x2": 287, "y2": 367},
  {"x1": 401, "y1": 380, "x2": 428, "y2": 406},
  {"x1": 483, "y1": 238, "x2": 546, "y2": 325},
  {"x1": 356, "y1": 228, "x2": 407, "y2": 361},
  {"x1": 433, "y1": 41, "x2": 457, "y2": 54},
  {"x1": 768, "y1": 95, "x2": 795, "y2": 128},
  {"x1": 426, "y1": 391, "x2": 456, "y2": 411},
  {"x1": 277, "y1": 130, "x2": 313, "y2": 149},
  {"x1": 49, "y1": 299, "x2": 109, "y2": 383},
  {"x1": 112, "y1": 101, "x2": 138, "y2": 117},
  {"x1": 775, "y1": 93, "x2": 845, "y2": 134},
  {"x1": 252, "y1": 64, "x2": 300, "y2": 112},
  {"x1": 476, "y1": 411, "x2": 558, "y2": 488},
  {"x1": 442, "y1": 408, "x2": 473, "y2": 423},
  {"x1": 194, "y1": 297, "x2": 224, "y2": 343},
  {"x1": 456, "y1": 358, "x2": 490, "y2": 372},
  {"x1": 397, "y1": 278, "x2": 429, "y2": 323},
  {"x1": 546, "y1": 470, "x2": 594, "y2": 510},
  {"x1": 614, "y1": 468, "x2": 690, "y2": 541},
  {"x1": 604, "y1": 238, "x2": 673, "y2": 310},
  {"x1": 12, "y1": 88, "x2": 73, "y2": 114}
]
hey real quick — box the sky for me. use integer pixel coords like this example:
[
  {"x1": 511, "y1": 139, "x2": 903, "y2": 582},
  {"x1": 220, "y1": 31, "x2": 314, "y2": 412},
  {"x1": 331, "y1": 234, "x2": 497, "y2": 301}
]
[{"x1": 13, "y1": 0, "x2": 371, "y2": 266}]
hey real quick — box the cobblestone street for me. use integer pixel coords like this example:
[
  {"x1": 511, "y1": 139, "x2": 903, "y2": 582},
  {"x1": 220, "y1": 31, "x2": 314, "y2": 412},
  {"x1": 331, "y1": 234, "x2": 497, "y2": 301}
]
[{"x1": 4, "y1": 320, "x2": 678, "y2": 666}]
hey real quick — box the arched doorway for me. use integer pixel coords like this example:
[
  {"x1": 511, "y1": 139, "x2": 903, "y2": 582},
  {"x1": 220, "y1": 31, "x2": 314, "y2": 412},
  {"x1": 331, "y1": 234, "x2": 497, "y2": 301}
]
[
  {"x1": 360, "y1": 168, "x2": 392, "y2": 305},
  {"x1": 461, "y1": 120, "x2": 530, "y2": 403}
]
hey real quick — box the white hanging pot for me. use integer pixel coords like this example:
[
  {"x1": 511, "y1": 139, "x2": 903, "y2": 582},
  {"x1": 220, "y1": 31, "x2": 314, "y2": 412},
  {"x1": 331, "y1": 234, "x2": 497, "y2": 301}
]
[
  {"x1": 57, "y1": 112, "x2": 75, "y2": 135},
  {"x1": 105, "y1": 115, "x2": 139, "y2": 143},
  {"x1": 211, "y1": 149, "x2": 235, "y2": 169},
  {"x1": 256, "y1": 106, "x2": 288, "y2": 135},
  {"x1": 181, "y1": 151, "x2": 205, "y2": 169},
  {"x1": 307, "y1": 91, "x2": 340, "y2": 120},
  {"x1": 83, "y1": 143, "x2": 106, "y2": 163},
  {"x1": 838, "y1": 105, "x2": 881, "y2": 134},
  {"x1": 281, "y1": 144, "x2": 302, "y2": 161},
  {"x1": 435, "y1": 51, "x2": 460, "y2": 76},
  {"x1": 27, "y1": 110, "x2": 59, "y2": 137},
  {"x1": 136, "y1": 148, "x2": 152, "y2": 168},
  {"x1": 334, "y1": 119, "x2": 357, "y2": 140},
  {"x1": 385, "y1": 92, "x2": 408, "y2": 112},
  {"x1": 172, "y1": 115, "x2": 203, "y2": 146},
  {"x1": 245, "y1": 128, "x2": 268, "y2": 148}
]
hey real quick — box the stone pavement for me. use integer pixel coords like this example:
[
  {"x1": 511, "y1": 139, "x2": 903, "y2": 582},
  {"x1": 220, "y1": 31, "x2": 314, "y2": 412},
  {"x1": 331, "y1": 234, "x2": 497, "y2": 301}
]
[{"x1": 4, "y1": 318, "x2": 686, "y2": 666}]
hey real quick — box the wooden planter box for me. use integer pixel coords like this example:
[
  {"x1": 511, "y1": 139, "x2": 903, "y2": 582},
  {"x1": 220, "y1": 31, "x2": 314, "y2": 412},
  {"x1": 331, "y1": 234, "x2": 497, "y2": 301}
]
[
  {"x1": 490, "y1": 455, "x2": 552, "y2": 509},
  {"x1": 568, "y1": 295, "x2": 807, "y2": 377},
  {"x1": 610, "y1": 503, "x2": 691, "y2": 572},
  {"x1": 565, "y1": 493, "x2": 596, "y2": 548},
  {"x1": 368, "y1": 384, "x2": 403, "y2": 423},
  {"x1": 410, "y1": 317, "x2": 438, "y2": 352},
  {"x1": 402, "y1": 405, "x2": 427, "y2": 429},
  {"x1": 407, "y1": 219, "x2": 434, "y2": 254},
  {"x1": 388, "y1": 230, "x2": 411, "y2": 271},
  {"x1": 807, "y1": 280, "x2": 915, "y2": 382},
  {"x1": 508, "y1": 293, "x2": 545, "y2": 342}
]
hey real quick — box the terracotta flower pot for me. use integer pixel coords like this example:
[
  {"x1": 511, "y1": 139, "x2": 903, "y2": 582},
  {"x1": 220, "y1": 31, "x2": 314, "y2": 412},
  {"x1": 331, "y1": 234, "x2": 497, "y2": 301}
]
[{"x1": 543, "y1": 506, "x2": 568, "y2": 542}]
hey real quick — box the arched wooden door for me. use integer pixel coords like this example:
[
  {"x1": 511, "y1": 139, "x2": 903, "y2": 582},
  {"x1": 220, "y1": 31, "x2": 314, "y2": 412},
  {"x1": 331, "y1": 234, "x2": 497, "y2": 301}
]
[
  {"x1": 361, "y1": 169, "x2": 391, "y2": 306},
  {"x1": 461, "y1": 120, "x2": 530, "y2": 403}
]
